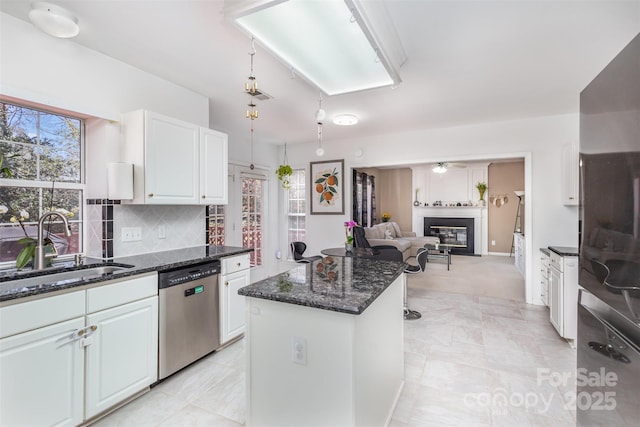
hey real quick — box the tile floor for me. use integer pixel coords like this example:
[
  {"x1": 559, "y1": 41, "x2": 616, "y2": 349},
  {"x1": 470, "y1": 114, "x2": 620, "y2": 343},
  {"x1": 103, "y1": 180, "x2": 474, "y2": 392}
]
[{"x1": 94, "y1": 256, "x2": 577, "y2": 427}]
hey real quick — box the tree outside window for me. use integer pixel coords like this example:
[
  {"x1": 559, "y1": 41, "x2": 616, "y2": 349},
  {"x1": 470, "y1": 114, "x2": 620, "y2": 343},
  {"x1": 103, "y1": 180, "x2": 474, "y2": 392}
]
[{"x1": 0, "y1": 102, "x2": 84, "y2": 264}]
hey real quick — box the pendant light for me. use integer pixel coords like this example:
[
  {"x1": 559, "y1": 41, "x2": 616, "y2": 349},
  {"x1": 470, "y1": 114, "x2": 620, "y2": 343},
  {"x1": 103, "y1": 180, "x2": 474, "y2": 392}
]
[{"x1": 245, "y1": 38, "x2": 259, "y2": 169}]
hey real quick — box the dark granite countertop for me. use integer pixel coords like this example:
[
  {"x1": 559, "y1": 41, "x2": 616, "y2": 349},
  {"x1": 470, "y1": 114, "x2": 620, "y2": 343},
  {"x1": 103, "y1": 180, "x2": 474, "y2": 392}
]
[
  {"x1": 0, "y1": 245, "x2": 252, "y2": 303},
  {"x1": 540, "y1": 247, "x2": 551, "y2": 257},
  {"x1": 238, "y1": 256, "x2": 405, "y2": 315},
  {"x1": 548, "y1": 246, "x2": 579, "y2": 257}
]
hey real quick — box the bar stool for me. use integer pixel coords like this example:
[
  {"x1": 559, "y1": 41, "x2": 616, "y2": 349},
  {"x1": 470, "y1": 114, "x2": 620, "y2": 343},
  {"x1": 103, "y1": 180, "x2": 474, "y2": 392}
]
[{"x1": 403, "y1": 248, "x2": 428, "y2": 320}]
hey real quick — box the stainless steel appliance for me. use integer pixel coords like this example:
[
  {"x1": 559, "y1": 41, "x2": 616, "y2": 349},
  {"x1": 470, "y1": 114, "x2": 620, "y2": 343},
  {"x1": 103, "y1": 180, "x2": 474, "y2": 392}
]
[
  {"x1": 578, "y1": 31, "x2": 640, "y2": 425},
  {"x1": 158, "y1": 260, "x2": 221, "y2": 380},
  {"x1": 577, "y1": 290, "x2": 640, "y2": 424}
]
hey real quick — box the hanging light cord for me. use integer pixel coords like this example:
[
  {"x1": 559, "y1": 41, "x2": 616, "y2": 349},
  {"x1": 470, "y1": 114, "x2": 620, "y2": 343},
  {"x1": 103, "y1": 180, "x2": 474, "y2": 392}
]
[{"x1": 250, "y1": 119, "x2": 255, "y2": 170}]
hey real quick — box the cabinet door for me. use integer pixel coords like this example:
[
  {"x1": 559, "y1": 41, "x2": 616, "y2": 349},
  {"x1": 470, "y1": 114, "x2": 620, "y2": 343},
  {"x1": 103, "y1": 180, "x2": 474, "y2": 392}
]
[
  {"x1": 85, "y1": 296, "x2": 158, "y2": 419},
  {"x1": 0, "y1": 317, "x2": 85, "y2": 427},
  {"x1": 221, "y1": 269, "x2": 249, "y2": 344},
  {"x1": 145, "y1": 111, "x2": 199, "y2": 204},
  {"x1": 200, "y1": 128, "x2": 228, "y2": 204},
  {"x1": 561, "y1": 143, "x2": 579, "y2": 205},
  {"x1": 549, "y1": 268, "x2": 563, "y2": 335}
]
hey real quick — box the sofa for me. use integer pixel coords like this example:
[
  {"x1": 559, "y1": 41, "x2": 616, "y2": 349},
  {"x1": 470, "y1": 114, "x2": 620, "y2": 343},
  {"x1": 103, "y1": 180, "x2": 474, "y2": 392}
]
[{"x1": 362, "y1": 221, "x2": 440, "y2": 261}]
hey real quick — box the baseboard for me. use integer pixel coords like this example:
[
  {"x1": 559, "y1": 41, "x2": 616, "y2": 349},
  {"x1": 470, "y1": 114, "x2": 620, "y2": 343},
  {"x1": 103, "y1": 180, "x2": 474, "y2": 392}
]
[{"x1": 488, "y1": 252, "x2": 511, "y2": 256}]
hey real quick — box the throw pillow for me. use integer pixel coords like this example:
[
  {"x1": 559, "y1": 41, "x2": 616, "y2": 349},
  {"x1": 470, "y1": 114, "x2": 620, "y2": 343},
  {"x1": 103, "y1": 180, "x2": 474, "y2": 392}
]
[
  {"x1": 391, "y1": 222, "x2": 402, "y2": 238},
  {"x1": 385, "y1": 229, "x2": 393, "y2": 240}
]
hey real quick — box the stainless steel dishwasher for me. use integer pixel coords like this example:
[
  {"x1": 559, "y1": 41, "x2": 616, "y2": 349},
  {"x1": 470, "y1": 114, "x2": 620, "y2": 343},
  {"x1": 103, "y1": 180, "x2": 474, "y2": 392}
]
[{"x1": 158, "y1": 260, "x2": 221, "y2": 380}]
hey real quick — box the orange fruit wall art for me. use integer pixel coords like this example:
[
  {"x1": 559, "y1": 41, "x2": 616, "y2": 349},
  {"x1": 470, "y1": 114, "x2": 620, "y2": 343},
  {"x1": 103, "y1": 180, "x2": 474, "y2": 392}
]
[{"x1": 314, "y1": 167, "x2": 339, "y2": 207}]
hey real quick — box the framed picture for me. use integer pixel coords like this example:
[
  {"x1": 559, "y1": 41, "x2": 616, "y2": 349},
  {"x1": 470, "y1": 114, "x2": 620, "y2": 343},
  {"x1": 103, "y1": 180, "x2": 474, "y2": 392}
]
[{"x1": 310, "y1": 159, "x2": 344, "y2": 215}]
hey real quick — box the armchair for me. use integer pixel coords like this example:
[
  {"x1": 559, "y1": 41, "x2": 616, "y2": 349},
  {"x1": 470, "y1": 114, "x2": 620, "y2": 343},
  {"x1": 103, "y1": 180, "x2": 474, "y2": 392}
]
[{"x1": 353, "y1": 226, "x2": 403, "y2": 261}]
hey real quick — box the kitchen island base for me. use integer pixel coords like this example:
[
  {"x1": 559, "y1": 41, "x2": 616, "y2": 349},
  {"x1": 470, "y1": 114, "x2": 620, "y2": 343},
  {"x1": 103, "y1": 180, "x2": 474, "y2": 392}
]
[{"x1": 244, "y1": 274, "x2": 405, "y2": 426}]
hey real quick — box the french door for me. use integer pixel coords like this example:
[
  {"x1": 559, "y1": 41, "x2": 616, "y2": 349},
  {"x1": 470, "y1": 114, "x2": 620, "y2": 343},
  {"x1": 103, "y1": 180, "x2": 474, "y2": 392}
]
[{"x1": 226, "y1": 164, "x2": 267, "y2": 281}]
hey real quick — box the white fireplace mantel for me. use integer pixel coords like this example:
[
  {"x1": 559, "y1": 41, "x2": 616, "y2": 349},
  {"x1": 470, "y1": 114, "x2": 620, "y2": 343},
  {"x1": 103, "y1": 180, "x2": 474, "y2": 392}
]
[{"x1": 412, "y1": 206, "x2": 488, "y2": 255}]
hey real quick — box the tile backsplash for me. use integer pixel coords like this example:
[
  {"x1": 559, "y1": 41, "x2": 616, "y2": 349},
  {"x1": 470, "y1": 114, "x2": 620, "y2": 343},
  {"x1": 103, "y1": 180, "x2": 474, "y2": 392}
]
[{"x1": 86, "y1": 200, "x2": 205, "y2": 258}]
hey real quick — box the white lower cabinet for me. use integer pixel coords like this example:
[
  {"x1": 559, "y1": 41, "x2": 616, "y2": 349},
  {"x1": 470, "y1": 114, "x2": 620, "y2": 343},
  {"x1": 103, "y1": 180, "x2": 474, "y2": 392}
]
[
  {"x1": 85, "y1": 295, "x2": 158, "y2": 419},
  {"x1": 549, "y1": 266, "x2": 562, "y2": 333},
  {"x1": 540, "y1": 250, "x2": 550, "y2": 306},
  {"x1": 548, "y1": 252, "x2": 578, "y2": 340},
  {"x1": 0, "y1": 316, "x2": 85, "y2": 427},
  {"x1": 220, "y1": 253, "x2": 250, "y2": 344},
  {"x1": 513, "y1": 233, "x2": 525, "y2": 277},
  {"x1": 0, "y1": 273, "x2": 158, "y2": 426}
]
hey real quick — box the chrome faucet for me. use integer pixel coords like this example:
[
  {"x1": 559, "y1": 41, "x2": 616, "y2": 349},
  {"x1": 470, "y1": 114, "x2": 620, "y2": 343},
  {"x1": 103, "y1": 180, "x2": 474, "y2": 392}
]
[{"x1": 34, "y1": 211, "x2": 72, "y2": 270}]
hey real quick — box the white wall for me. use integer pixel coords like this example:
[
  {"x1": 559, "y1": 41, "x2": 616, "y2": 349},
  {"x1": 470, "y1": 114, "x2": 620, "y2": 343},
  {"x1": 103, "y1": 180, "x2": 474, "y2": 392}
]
[
  {"x1": 282, "y1": 114, "x2": 580, "y2": 305},
  {"x1": 0, "y1": 12, "x2": 211, "y2": 199},
  {"x1": 0, "y1": 13, "x2": 208, "y2": 125}
]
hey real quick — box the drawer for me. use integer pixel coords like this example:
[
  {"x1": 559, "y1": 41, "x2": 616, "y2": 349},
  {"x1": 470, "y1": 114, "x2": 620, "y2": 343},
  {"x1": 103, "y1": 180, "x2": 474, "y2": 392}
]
[
  {"x1": 222, "y1": 253, "x2": 251, "y2": 275},
  {"x1": 0, "y1": 291, "x2": 85, "y2": 339},
  {"x1": 550, "y1": 251, "x2": 563, "y2": 271},
  {"x1": 87, "y1": 272, "x2": 157, "y2": 313}
]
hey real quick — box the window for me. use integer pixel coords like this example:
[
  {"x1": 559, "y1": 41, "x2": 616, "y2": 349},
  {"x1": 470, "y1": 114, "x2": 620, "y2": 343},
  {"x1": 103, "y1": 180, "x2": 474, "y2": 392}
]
[
  {"x1": 242, "y1": 176, "x2": 264, "y2": 267},
  {"x1": 287, "y1": 169, "x2": 306, "y2": 255},
  {"x1": 207, "y1": 205, "x2": 225, "y2": 246},
  {"x1": 0, "y1": 102, "x2": 84, "y2": 264}
]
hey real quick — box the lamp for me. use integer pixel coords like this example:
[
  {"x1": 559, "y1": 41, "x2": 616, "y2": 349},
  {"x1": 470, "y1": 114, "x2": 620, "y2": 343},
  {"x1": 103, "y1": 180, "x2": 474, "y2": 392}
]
[
  {"x1": 225, "y1": 0, "x2": 406, "y2": 95},
  {"x1": 432, "y1": 163, "x2": 447, "y2": 174},
  {"x1": 245, "y1": 38, "x2": 259, "y2": 120},
  {"x1": 29, "y1": 2, "x2": 79, "y2": 38},
  {"x1": 245, "y1": 38, "x2": 259, "y2": 169},
  {"x1": 315, "y1": 95, "x2": 325, "y2": 157}
]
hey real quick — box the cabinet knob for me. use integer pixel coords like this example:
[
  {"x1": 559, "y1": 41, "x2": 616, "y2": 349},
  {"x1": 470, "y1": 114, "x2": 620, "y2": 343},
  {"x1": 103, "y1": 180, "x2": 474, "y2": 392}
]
[
  {"x1": 237, "y1": 262, "x2": 241, "y2": 267},
  {"x1": 90, "y1": 325, "x2": 97, "y2": 332},
  {"x1": 148, "y1": 193, "x2": 154, "y2": 197},
  {"x1": 225, "y1": 281, "x2": 229, "y2": 286},
  {"x1": 77, "y1": 329, "x2": 85, "y2": 337},
  {"x1": 202, "y1": 195, "x2": 206, "y2": 199}
]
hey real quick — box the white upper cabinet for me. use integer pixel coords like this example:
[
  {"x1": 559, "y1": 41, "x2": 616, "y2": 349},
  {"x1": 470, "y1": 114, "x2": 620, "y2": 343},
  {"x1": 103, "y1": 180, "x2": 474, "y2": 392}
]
[
  {"x1": 200, "y1": 127, "x2": 228, "y2": 204},
  {"x1": 561, "y1": 143, "x2": 579, "y2": 206},
  {"x1": 122, "y1": 110, "x2": 228, "y2": 205}
]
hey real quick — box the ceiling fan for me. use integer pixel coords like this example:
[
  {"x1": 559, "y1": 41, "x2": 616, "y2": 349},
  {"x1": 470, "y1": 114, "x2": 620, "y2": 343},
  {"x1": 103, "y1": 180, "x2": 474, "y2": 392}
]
[{"x1": 431, "y1": 162, "x2": 467, "y2": 173}]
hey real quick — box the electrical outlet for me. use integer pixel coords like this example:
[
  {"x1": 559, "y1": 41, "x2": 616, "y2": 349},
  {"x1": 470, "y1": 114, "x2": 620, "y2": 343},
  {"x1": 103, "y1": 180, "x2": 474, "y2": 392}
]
[
  {"x1": 491, "y1": 240, "x2": 496, "y2": 246},
  {"x1": 121, "y1": 227, "x2": 133, "y2": 242},
  {"x1": 122, "y1": 227, "x2": 142, "y2": 242},
  {"x1": 131, "y1": 227, "x2": 142, "y2": 241},
  {"x1": 292, "y1": 336, "x2": 307, "y2": 365}
]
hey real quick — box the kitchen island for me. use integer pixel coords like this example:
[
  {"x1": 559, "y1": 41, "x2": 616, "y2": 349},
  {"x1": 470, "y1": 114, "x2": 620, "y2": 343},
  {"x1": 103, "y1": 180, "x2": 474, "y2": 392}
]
[{"x1": 238, "y1": 256, "x2": 406, "y2": 427}]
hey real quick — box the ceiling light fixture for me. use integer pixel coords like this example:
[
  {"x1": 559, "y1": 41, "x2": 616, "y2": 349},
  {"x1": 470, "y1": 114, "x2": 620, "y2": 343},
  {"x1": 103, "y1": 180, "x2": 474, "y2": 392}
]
[
  {"x1": 245, "y1": 38, "x2": 259, "y2": 121},
  {"x1": 333, "y1": 114, "x2": 358, "y2": 126},
  {"x1": 316, "y1": 94, "x2": 325, "y2": 157},
  {"x1": 432, "y1": 163, "x2": 448, "y2": 174},
  {"x1": 225, "y1": 0, "x2": 407, "y2": 95},
  {"x1": 29, "y1": 2, "x2": 80, "y2": 39},
  {"x1": 244, "y1": 38, "x2": 260, "y2": 170}
]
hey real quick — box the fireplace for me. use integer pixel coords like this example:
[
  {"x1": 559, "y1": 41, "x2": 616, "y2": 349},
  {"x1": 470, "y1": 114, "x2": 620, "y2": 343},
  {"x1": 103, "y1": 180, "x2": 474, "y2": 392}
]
[{"x1": 424, "y1": 217, "x2": 475, "y2": 255}]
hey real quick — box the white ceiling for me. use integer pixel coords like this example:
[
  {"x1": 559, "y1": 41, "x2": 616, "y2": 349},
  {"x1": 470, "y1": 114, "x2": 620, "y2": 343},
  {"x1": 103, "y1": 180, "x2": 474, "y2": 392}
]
[{"x1": 1, "y1": 0, "x2": 639, "y2": 149}]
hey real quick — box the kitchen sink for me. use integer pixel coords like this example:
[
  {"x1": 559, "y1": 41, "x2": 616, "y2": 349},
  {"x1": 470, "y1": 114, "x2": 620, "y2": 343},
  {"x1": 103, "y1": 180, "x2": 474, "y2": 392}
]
[{"x1": 0, "y1": 264, "x2": 134, "y2": 293}]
